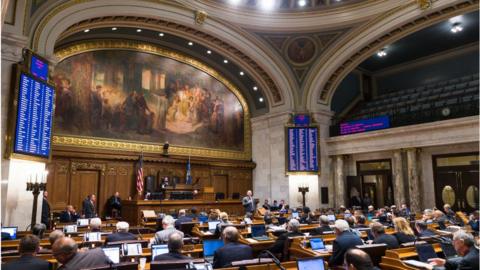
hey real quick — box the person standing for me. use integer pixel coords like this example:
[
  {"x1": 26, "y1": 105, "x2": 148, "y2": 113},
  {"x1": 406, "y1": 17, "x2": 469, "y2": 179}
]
[
  {"x1": 41, "y1": 191, "x2": 51, "y2": 228},
  {"x1": 106, "y1": 192, "x2": 122, "y2": 218},
  {"x1": 242, "y1": 190, "x2": 256, "y2": 215},
  {"x1": 82, "y1": 194, "x2": 96, "y2": 218}
]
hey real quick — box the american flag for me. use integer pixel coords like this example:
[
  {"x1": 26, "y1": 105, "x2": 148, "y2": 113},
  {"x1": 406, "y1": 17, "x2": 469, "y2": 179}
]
[{"x1": 136, "y1": 153, "x2": 144, "y2": 194}]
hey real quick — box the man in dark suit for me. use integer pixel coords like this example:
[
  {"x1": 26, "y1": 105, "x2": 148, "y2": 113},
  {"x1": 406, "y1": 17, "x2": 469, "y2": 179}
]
[
  {"x1": 242, "y1": 190, "x2": 256, "y2": 214},
  {"x1": 345, "y1": 249, "x2": 380, "y2": 270},
  {"x1": 415, "y1": 221, "x2": 436, "y2": 237},
  {"x1": 312, "y1": 215, "x2": 333, "y2": 235},
  {"x1": 82, "y1": 194, "x2": 96, "y2": 218},
  {"x1": 175, "y1": 209, "x2": 193, "y2": 229},
  {"x1": 60, "y1": 205, "x2": 80, "y2": 223},
  {"x1": 3, "y1": 235, "x2": 49, "y2": 270},
  {"x1": 268, "y1": 219, "x2": 304, "y2": 255},
  {"x1": 370, "y1": 222, "x2": 399, "y2": 249},
  {"x1": 329, "y1": 219, "x2": 364, "y2": 267},
  {"x1": 153, "y1": 232, "x2": 191, "y2": 261},
  {"x1": 213, "y1": 226, "x2": 253, "y2": 268},
  {"x1": 429, "y1": 230, "x2": 479, "y2": 270},
  {"x1": 106, "y1": 191, "x2": 122, "y2": 218},
  {"x1": 41, "y1": 191, "x2": 50, "y2": 228},
  {"x1": 105, "y1": 222, "x2": 137, "y2": 244},
  {"x1": 53, "y1": 236, "x2": 111, "y2": 269}
]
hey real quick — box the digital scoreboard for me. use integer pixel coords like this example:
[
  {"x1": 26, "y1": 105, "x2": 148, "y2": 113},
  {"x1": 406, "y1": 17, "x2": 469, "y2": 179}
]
[
  {"x1": 30, "y1": 55, "x2": 49, "y2": 81},
  {"x1": 287, "y1": 127, "x2": 319, "y2": 172},
  {"x1": 13, "y1": 72, "x2": 54, "y2": 158},
  {"x1": 340, "y1": 115, "x2": 390, "y2": 135}
]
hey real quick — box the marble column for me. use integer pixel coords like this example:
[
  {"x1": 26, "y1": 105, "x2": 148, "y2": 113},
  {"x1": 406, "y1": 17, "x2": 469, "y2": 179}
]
[
  {"x1": 392, "y1": 150, "x2": 406, "y2": 206},
  {"x1": 406, "y1": 148, "x2": 421, "y2": 213},
  {"x1": 334, "y1": 155, "x2": 346, "y2": 207}
]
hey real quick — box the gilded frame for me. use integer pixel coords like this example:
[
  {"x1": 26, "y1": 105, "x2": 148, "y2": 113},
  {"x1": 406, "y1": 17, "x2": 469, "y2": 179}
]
[{"x1": 53, "y1": 40, "x2": 252, "y2": 160}]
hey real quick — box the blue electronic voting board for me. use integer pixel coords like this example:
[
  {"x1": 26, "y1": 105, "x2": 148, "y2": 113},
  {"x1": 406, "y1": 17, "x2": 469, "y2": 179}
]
[
  {"x1": 287, "y1": 127, "x2": 318, "y2": 172},
  {"x1": 14, "y1": 72, "x2": 54, "y2": 158}
]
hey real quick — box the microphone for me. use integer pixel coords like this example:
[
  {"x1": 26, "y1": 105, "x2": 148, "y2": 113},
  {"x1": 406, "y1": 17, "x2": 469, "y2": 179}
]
[{"x1": 260, "y1": 250, "x2": 285, "y2": 270}]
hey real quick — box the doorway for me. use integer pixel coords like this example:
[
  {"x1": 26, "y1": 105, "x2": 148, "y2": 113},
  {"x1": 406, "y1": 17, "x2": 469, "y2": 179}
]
[{"x1": 433, "y1": 153, "x2": 479, "y2": 213}]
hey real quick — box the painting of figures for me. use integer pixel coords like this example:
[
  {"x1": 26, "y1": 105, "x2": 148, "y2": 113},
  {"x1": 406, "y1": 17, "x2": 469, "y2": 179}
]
[{"x1": 53, "y1": 50, "x2": 245, "y2": 151}]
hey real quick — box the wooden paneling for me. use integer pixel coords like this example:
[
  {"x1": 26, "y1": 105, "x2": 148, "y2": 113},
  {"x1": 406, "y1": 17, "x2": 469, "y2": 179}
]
[
  {"x1": 212, "y1": 175, "x2": 228, "y2": 196},
  {"x1": 46, "y1": 160, "x2": 70, "y2": 210},
  {"x1": 70, "y1": 170, "x2": 99, "y2": 213}
]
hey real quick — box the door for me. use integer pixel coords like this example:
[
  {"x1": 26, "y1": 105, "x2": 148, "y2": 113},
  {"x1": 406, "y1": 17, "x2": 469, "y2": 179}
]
[
  {"x1": 70, "y1": 170, "x2": 100, "y2": 215},
  {"x1": 434, "y1": 171, "x2": 459, "y2": 210},
  {"x1": 460, "y1": 170, "x2": 479, "y2": 213}
]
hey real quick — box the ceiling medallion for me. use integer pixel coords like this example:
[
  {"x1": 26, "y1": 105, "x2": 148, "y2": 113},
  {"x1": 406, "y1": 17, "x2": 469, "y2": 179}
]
[
  {"x1": 286, "y1": 37, "x2": 317, "y2": 65},
  {"x1": 195, "y1": 10, "x2": 208, "y2": 25},
  {"x1": 417, "y1": 0, "x2": 433, "y2": 10}
]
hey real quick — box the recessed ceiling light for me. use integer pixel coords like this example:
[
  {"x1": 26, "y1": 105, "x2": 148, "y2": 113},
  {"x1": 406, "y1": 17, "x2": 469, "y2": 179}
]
[
  {"x1": 376, "y1": 48, "x2": 387, "y2": 57},
  {"x1": 136, "y1": 29, "x2": 142, "y2": 32},
  {"x1": 83, "y1": 29, "x2": 90, "y2": 33},
  {"x1": 159, "y1": 32, "x2": 164, "y2": 37},
  {"x1": 188, "y1": 41, "x2": 194, "y2": 46},
  {"x1": 223, "y1": 59, "x2": 228, "y2": 63},
  {"x1": 111, "y1": 27, "x2": 117, "y2": 31},
  {"x1": 450, "y1": 22, "x2": 463, "y2": 33},
  {"x1": 259, "y1": 97, "x2": 264, "y2": 102},
  {"x1": 207, "y1": 50, "x2": 212, "y2": 54},
  {"x1": 253, "y1": 86, "x2": 258, "y2": 91},
  {"x1": 298, "y1": 0, "x2": 307, "y2": 7},
  {"x1": 239, "y1": 71, "x2": 244, "y2": 76},
  {"x1": 259, "y1": 0, "x2": 275, "y2": 10}
]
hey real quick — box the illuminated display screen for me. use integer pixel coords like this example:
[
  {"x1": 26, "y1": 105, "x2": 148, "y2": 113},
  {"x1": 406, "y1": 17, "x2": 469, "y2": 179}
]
[
  {"x1": 287, "y1": 127, "x2": 318, "y2": 172},
  {"x1": 30, "y1": 55, "x2": 49, "y2": 81},
  {"x1": 293, "y1": 114, "x2": 310, "y2": 126},
  {"x1": 340, "y1": 116, "x2": 390, "y2": 135},
  {"x1": 14, "y1": 73, "x2": 54, "y2": 158}
]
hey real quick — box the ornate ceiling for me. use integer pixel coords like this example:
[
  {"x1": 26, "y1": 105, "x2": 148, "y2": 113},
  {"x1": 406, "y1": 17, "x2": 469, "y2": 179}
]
[{"x1": 11, "y1": 0, "x2": 479, "y2": 115}]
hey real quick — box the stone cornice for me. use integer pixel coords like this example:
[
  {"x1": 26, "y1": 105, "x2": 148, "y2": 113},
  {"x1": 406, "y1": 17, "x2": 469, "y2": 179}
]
[{"x1": 326, "y1": 116, "x2": 479, "y2": 155}]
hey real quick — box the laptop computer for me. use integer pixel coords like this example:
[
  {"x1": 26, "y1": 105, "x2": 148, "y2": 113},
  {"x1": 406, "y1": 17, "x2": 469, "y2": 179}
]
[
  {"x1": 84, "y1": 232, "x2": 101, "y2": 242},
  {"x1": 208, "y1": 221, "x2": 220, "y2": 233},
  {"x1": 1, "y1": 227, "x2": 17, "y2": 240},
  {"x1": 124, "y1": 243, "x2": 142, "y2": 256},
  {"x1": 440, "y1": 242, "x2": 458, "y2": 259},
  {"x1": 203, "y1": 239, "x2": 224, "y2": 263},
  {"x1": 309, "y1": 238, "x2": 326, "y2": 251},
  {"x1": 297, "y1": 257, "x2": 325, "y2": 270},
  {"x1": 327, "y1": 215, "x2": 336, "y2": 222},
  {"x1": 415, "y1": 243, "x2": 438, "y2": 262},
  {"x1": 292, "y1": 212, "x2": 299, "y2": 219},
  {"x1": 151, "y1": 244, "x2": 169, "y2": 260},
  {"x1": 251, "y1": 224, "x2": 269, "y2": 241},
  {"x1": 102, "y1": 247, "x2": 120, "y2": 264},
  {"x1": 63, "y1": 225, "x2": 77, "y2": 233},
  {"x1": 77, "y1": 218, "x2": 89, "y2": 226}
]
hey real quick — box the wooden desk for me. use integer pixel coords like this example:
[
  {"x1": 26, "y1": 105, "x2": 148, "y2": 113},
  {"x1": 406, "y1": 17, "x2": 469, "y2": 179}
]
[
  {"x1": 123, "y1": 199, "x2": 243, "y2": 225},
  {"x1": 385, "y1": 243, "x2": 442, "y2": 260}
]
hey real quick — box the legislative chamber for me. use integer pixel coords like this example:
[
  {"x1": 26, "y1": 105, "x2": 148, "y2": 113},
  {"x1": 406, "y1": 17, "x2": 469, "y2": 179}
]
[{"x1": 1, "y1": 0, "x2": 479, "y2": 269}]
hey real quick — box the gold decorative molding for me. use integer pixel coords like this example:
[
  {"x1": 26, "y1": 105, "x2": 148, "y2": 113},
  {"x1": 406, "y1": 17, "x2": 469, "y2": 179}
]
[
  {"x1": 53, "y1": 39, "x2": 252, "y2": 160},
  {"x1": 71, "y1": 161, "x2": 106, "y2": 175},
  {"x1": 417, "y1": 0, "x2": 433, "y2": 10},
  {"x1": 195, "y1": 10, "x2": 207, "y2": 25}
]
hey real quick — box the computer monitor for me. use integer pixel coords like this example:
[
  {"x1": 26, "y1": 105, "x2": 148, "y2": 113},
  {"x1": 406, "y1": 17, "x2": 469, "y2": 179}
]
[
  {"x1": 292, "y1": 212, "x2": 299, "y2": 219},
  {"x1": 199, "y1": 216, "x2": 208, "y2": 223},
  {"x1": 102, "y1": 247, "x2": 120, "y2": 264},
  {"x1": 297, "y1": 257, "x2": 325, "y2": 270},
  {"x1": 309, "y1": 238, "x2": 325, "y2": 250},
  {"x1": 251, "y1": 224, "x2": 266, "y2": 237},
  {"x1": 344, "y1": 213, "x2": 352, "y2": 218},
  {"x1": 77, "y1": 219, "x2": 89, "y2": 226},
  {"x1": 415, "y1": 243, "x2": 438, "y2": 262},
  {"x1": 1, "y1": 227, "x2": 17, "y2": 240},
  {"x1": 151, "y1": 244, "x2": 169, "y2": 260},
  {"x1": 63, "y1": 225, "x2": 77, "y2": 233},
  {"x1": 84, "y1": 232, "x2": 101, "y2": 242},
  {"x1": 124, "y1": 243, "x2": 142, "y2": 256},
  {"x1": 208, "y1": 221, "x2": 220, "y2": 231},
  {"x1": 203, "y1": 239, "x2": 224, "y2": 257},
  {"x1": 327, "y1": 215, "x2": 336, "y2": 222}
]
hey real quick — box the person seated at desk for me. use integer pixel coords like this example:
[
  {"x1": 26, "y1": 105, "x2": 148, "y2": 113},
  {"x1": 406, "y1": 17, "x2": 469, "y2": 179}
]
[
  {"x1": 268, "y1": 219, "x2": 303, "y2": 254},
  {"x1": 312, "y1": 215, "x2": 333, "y2": 235},
  {"x1": 213, "y1": 226, "x2": 253, "y2": 268},
  {"x1": 106, "y1": 191, "x2": 122, "y2": 218},
  {"x1": 153, "y1": 215, "x2": 184, "y2": 244},
  {"x1": 271, "y1": 200, "x2": 279, "y2": 211},
  {"x1": 175, "y1": 209, "x2": 193, "y2": 228},
  {"x1": 105, "y1": 221, "x2": 137, "y2": 244},
  {"x1": 39, "y1": 230, "x2": 65, "y2": 254},
  {"x1": 399, "y1": 204, "x2": 411, "y2": 218},
  {"x1": 367, "y1": 205, "x2": 376, "y2": 219},
  {"x1": 346, "y1": 216, "x2": 362, "y2": 238},
  {"x1": 219, "y1": 212, "x2": 232, "y2": 225},
  {"x1": 468, "y1": 210, "x2": 479, "y2": 232},
  {"x1": 356, "y1": 215, "x2": 369, "y2": 229},
  {"x1": 153, "y1": 232, "x2": 191, "y2": 261},
  {"x1": 3, "y1": 235, "x2": 49, "y2": 270},
  {"x1": 443, "y1": 204, "x2": 456, "y2": 221},
  {"x1": 433, "y1": 210, "x2": 449, "y2": 229},
  {"x1": 60, "y1": 205, "x2": 80, "y2": 223},
  {"x1": 392, "y1": 217, "x2": 416, "y2": 244},
  {"x1": 415, "y1": 221, "x2": 436, "y2": 237},
  {"x1": 262, "y1": 199, "x2": 271, "y2": 210},
  {"x1": 279, "y1": 204, "x2": 290, "y2": 214},
  {"x1": 369, "y1": 222, "x2": 399, "y2": 249},
  {"x1": 89, "y1": 217, "x2": 102, "y2": 232},
  {"x1": 32, "y1": 223, "x2": 47, "y2": 239},
  {"x1": 188, "y1": 207, "x2": 199, "y2": 219},
  {"x1": 429, "y1": 230, "x2": 479, "y2": 270},
  {"x1": 344, "y1": 248, "x2": 380, "y2": 270},
  {"x1": 422, "y1": 209, "x2": 434, "y2": 223},
  {"x1": 329, "y1": 219, "x2": 364, "y2": 267},
  {"x1": 52, "y1": 237, "x2": 111, "y2": 270},
  {"x1": 208, "y1": 211, "x2": 220, "y2": 222}
]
